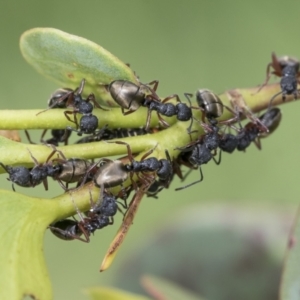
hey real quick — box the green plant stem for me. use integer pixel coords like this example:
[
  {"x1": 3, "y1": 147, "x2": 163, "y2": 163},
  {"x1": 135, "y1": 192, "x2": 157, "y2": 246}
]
[{"x1": 0, "y1": 83, "x2": 294, "y2": 171}]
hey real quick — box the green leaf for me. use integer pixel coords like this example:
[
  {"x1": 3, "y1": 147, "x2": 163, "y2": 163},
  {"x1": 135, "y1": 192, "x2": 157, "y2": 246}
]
[
  {"x1": 141, "y1": 275, "x2": 206, "y2": 300},
  {"x1": 0, "y1": 182, "x2": 99, "y2": 299},
  {"x1": 0, "y1": 190, "x2": 54, "y2": 300},
  {"x1": 85, "y1": 286, "x2": 150, "y2": 300},
  {"x1": 279, "y1": 208, "x2": 300, "y2": 300},
  {"x1": 20, "y1": 28, "x2": 138, "y2": 106}
]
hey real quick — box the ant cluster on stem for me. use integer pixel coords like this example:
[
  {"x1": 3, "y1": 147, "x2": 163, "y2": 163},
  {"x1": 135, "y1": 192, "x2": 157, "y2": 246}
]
[{"x1": 0, "y1": 51, "x2": 293, "y2": 270}]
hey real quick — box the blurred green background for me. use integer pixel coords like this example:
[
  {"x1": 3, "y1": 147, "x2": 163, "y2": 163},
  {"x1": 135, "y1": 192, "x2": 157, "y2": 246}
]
[{"x1": 0, "y1": 1, "x2": 299, "y2": 299}]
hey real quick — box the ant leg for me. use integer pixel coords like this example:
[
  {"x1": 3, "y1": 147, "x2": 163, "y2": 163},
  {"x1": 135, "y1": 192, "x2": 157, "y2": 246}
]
[
  {"x1": 145, "y1": 108, "x2": 153, "y2": 131},
  {"x1": 0, "y1": 162, "x2": 9, "y2": 173},
  {"x1": 86, "y1": 93, "x2": 108, "y2": 111},
  {"x1": 165, "y1": 150, "x2": 172, "y2": 163},
  {"x1": 65, "y1": 126, "x2": 83, "y2": 136},
  {"x1": 88, "y1": 185, "x2": 97, "y2": 208},
  {"x1": 175, "y1": 167, "x2": 204, "y2": 191},
  {"x1": 46, "y1": 144, "x2": 67, "y2": 162},
  {"x1": 24, "y1": 130, "x2": 36, "y2": 144},
  {"x1": 40, "y1": 129, "x2": 49, "y2": 144},
  {"x1": 253, "y1": 137, "x2": 262, "y2": 150},
  {"x1": 122, "y1": 108, "x2": 137, "y2": 116},
  {"x1": 42, "y1": 178, "x2": 49, "y2": 191},
  {"x1": 140, "y1": 144, "x2": 158, "y2": 161},
  {"x1": 64, "y1": 110, "x2": 79, "y2": 128},
  {"x1": 212, "y1": 150, "x2": 222, "y2": 165},
  {"x1": 184, "y1": 93, "x2": 195, "y2": 134},
  {"x1": 77, "y1": 79, "x2": 86, "y2": 95},
  {"x1": 253, "y1": 62, "x2": 274, "y2": 94},
  {"x1": 55, "y1": 179, "x2": 68, "y2": 191},
  {"x1": 162, "y1": 94, "x2": 181, "y2": 104},
  {"x1": 156, "y1": 112, "x2": 170, "y2": 128},
  {"x1": 27, "y1": 149, "x2": 39, "y2": 166},
  {"x1": 146, "y1": 80, "x2": 159, "y2": 92},
  {"x1": 112, "y1": 141, "x2": 135, "y2": 163},
  {"x1": 268, "y1": 91, "x2": 283, "y2": 110},
  {"x1": 175, "y1": 139, "x2": 199, "y2": 151}
]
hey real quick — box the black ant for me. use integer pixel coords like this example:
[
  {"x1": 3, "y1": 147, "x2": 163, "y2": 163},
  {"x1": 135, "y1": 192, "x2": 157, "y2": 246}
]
[
  {"x1": 39, "y1": 79, "x2": 107, "y2": 136},
  {"x1": 219, "y1": 107, "x2": 282, "y2": 153},
  {"x1": 1, "y1": 144, "x2": 94, "y2": 191},
  {"x1": 146, "y1": 159, "x2": 181, "y2": 198},
  {"x1": 50, "y1": 190, "x2": 126, "y2": 242},
  {"x1": 175, "y1": 132, "x2": 222, "y2": 191},
  {"x1": 115, "y1": 141, "x2": 173, "y2": 188},
  {"x1": 256, "y1": 52, "x2": 300, "y2": 100},
  {"x1": 25, "y1": 129, "x2": 71, "y2": 146},
  {"x1": 0, "y1": 148, "x2": 60, "y2": 191},
  {"x1": 185, "y1": 90, "x2": 239, "y2": 134},
  {"x1": 47, "y1": 87, "x2": 73, "y2": 109},
  {"x1": 79, "y1": 142, "x2": 173, "y2": 195},
  {"x1": 175, "y1": 91, "x2": 235, "y2": 191},
  {"x1": 108, "y1": 80, "x2": 192, "y2": 130},
  {"x1": 46, "y1": 145, "x2": 93, "y2": 190},
  {"x1": 0, "y1": 164, "x2": 32, "y2": 191},
  {"x1": 63, "y1": 79, "x2": 107, "y2": 136},
  {"x1": 49, "y1": 207, "x2": 111, "y2": 242}
]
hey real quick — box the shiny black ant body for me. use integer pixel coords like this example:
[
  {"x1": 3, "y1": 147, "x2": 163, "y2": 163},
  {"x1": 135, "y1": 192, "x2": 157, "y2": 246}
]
[
  {"x1": 81, "y1": 142, "x2": 173, "y2": 193},
  {"x1": 219, "y1": 107, "x2": 282, "y2": 153},
  {"x1": 0, "y1": 145, "x2": 94, "y2": 191},
  {"x1": 50, "y1": 191, "x2": 125, "y2": 242},
  {"x1": 175, "y1": 125, "x2": 222, "y2": 191},
  {"x1": 47, "y1": 146, "x2": 93, "y2": 190},
  {"x1": 108, "y1": 80, "x2": 192, "y2": 130},
  {"x1": 116, "y1": 141, "x2": 173, "y2": 187},
  {"x1": 39, "y1": 79, "x2": 107, "y2": 136},
  {"x1": 0, "y1": 164, "x2": 32, "y2": 191},
  {"x1": 63, "y1": 79, "x2": 107, "y2": 136},
  {"x1": 175, "y1": 91, "x2": 235, "y2": 190},
  {"x1": 237, "y1": 107, "x2": 281, "y2": 151},
  {"x1": 47, "y1": 87, "x2": 73, "y2": 109},
  {"x1": 50, "y1": 212, "x2": 111, "y2": 242},
  {"x1": 146, "y1": 160, "x2": 181, "y2": 198},
  {"x1": 256, "y1": 52, "x2": 300, "y2": 100},
  {"x1": 0, "y1": 149, "x2": 58, "y2": 191},
  {"x1": 174, "y1": 107, "x2": 281, "y2": 191},
  {"x1": 185, "y1": 90, "x2": 239, "y2": 134}
]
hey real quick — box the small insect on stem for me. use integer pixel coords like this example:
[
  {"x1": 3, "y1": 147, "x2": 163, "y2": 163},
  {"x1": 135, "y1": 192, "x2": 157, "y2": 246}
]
[
  {"x1": 255, "y1": 52, "x2": 300, "y2": 101},
  {"x1": 108, "y1": 80, "x2": 192, "y2": 131}
]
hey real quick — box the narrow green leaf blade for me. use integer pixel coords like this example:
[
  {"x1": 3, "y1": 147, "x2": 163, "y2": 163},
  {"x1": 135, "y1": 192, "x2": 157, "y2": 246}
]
[
  {"x1": 141, "y1": 275, "x2": 206, "y2": 300},
  {"x1": 20, "y1": 28, "x2": 138, "y2": 106},
  {"x1": 85, "y1": 286, "x2": 150, "y2": 300},
  {"x1": 0, "y1": 190, "x2": 54, "y2": 300},
  {"x1": 279, "y1": 207, "x2": 300, "y2": 300}
]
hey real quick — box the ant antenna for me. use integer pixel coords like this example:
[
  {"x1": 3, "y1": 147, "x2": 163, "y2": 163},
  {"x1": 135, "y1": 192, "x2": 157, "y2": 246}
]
[{"x1": 268, "y1": 90, "x2": 284, "y2": 110}]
